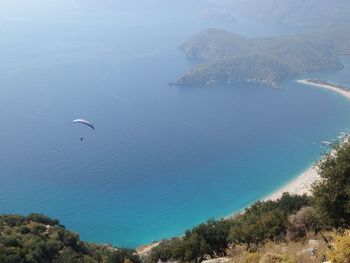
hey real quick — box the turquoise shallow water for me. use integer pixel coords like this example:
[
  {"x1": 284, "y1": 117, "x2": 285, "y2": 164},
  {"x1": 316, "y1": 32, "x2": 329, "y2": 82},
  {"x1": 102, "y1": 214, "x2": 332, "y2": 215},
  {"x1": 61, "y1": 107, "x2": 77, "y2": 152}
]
[{"x1": 1, "y1": 0, "x2": 350, "y2": 248}]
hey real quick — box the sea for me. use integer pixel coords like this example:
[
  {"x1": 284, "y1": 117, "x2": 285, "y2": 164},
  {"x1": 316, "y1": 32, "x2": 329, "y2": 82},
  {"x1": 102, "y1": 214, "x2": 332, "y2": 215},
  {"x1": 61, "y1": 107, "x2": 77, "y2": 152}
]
[{"x1": 1, "y1": 0, "x2": 350, "y2": 248}]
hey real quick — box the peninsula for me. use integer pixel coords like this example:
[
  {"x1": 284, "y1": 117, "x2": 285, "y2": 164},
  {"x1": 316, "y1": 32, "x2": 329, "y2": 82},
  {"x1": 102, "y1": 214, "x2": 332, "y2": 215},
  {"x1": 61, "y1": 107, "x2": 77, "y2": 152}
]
[
  {"x1": 297, "y1": 79, "x2": 350, "y2": 100},
  {"x1": 174, "y1": 27, "x2": 350, "y2": 88}
]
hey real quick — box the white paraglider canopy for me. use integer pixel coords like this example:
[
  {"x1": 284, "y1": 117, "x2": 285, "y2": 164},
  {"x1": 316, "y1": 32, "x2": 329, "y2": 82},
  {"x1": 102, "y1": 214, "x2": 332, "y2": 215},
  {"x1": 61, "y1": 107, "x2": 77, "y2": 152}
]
[{"x1": 71, "y1": 119, "x2": 95, "y2": 130}]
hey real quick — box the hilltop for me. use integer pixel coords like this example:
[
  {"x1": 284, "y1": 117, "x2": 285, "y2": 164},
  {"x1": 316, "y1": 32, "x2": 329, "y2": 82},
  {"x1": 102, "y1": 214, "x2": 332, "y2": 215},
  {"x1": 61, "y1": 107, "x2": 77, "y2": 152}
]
[{"x1": 175, "y1": 27, "x2": 350, "y2": 88}]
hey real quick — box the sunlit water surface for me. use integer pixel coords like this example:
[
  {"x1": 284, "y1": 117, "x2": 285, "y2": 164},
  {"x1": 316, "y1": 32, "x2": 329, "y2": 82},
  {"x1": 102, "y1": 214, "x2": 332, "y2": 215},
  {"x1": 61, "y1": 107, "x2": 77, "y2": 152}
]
[{"x1": 0, "y1": 0, "x2": 350, "y2": 247}]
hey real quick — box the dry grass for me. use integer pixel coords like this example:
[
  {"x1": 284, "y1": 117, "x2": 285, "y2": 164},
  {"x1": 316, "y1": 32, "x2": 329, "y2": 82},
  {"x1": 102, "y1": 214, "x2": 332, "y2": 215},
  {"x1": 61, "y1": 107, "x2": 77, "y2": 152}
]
[{"x1": 227, "y1": 232, "x2": 332, "y2": 263}]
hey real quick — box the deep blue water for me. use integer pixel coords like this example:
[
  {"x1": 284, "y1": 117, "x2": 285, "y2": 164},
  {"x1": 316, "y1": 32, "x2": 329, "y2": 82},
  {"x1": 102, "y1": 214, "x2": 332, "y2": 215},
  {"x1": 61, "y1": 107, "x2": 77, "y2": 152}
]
[{"x1": 1, "y1": 0, "x2": 350, "y2": 247}]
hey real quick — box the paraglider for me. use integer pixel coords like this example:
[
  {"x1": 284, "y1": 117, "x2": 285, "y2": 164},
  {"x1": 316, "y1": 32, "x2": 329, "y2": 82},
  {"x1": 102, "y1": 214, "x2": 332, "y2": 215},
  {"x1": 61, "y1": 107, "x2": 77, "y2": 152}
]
[
  {"x1": 71, "y1": 119, "x2": 95, "y2": 130},
  {"x1": 71, "y1": 119, "x2": 95, "y2": 142}
]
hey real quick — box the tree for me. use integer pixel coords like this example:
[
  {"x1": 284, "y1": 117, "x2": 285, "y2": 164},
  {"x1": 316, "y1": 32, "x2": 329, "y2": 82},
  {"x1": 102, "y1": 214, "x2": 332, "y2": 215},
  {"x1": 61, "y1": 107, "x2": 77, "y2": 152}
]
[
  {"x1": 146, "y1": 240, "x2": 174, "y2": 263},
  {"x1": 182, "y1": 233, "x2": 210, "y2": 262},
  {"x1": 287, "y1": 206, "x2": 319, "y2": 240},
  {"x1": 190, "y1": 219, "x2": 231, "y2": 256},
  {"x1": 228, "y1": 209, "x2": 287, "y2": 246},
  {"x1": 312, "y1": 142, "x2": 350, "y2": 228},
  {"x1": 228, "y1": 194, "x2": 309, "y2": 246}
]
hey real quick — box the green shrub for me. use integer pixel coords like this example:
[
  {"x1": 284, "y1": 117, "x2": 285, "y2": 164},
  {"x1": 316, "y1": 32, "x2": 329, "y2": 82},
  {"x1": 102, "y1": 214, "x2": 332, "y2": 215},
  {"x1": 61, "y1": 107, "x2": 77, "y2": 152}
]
[
  {"x1": 0, "y1": 214, "x2": 140, "y2": 263},
  {"x1": 312, "y1": 142, "x2": 350, "y2": 228}
]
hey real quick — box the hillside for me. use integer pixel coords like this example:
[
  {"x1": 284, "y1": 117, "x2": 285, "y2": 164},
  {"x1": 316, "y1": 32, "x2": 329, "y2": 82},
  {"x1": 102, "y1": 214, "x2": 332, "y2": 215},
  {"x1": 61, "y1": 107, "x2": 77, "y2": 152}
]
[
  {"x1": 0, "y1": 214, "x2": 140, "y2": 263},
  {"x1": 175, "y1": 27, "x2": 350, "y2": 88}
]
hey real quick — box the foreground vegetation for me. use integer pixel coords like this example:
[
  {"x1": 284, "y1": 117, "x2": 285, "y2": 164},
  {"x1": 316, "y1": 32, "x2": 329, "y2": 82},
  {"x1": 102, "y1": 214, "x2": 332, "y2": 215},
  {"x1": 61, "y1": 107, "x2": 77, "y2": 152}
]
[
  {"x1": 0, "y1": 214, "x2": 139, "y2": 263},
  {"x1": 3, "y1": 142, "x2": 350, "y2": 262}
]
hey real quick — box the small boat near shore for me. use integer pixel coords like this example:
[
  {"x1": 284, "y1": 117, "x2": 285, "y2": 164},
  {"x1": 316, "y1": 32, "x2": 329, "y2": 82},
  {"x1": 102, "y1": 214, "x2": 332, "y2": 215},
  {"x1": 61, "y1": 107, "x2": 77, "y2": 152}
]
[{"x1": 321, "y1": 141, "x2": 332, "y2": 147}]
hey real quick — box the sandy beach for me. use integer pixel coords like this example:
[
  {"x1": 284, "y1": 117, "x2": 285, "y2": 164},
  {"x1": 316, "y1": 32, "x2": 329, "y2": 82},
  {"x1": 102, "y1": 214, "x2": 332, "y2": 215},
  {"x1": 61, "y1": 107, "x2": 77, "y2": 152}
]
[
  {"x1": 264, "y1": 165, "x2": 320, "y2": 201},
  {"x1": 297, "y1": 79, "x2": 350, "y2": 100},
  {"x1": 264, "y1": 79, "x2": 350, "y2": 201}
]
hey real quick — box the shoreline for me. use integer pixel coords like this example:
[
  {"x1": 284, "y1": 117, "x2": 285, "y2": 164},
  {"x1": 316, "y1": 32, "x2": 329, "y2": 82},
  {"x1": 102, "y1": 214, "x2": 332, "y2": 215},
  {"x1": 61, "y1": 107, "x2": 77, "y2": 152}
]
[
  {"x1": 264, "y1": 78, "x2": 350, "y2": 201},
  {"x1": 137, "y1": 78, "x2": 350, "y2": 254},
  {"x1": 137, "y1": 161, "x2": 323, "y2": 254},
  {"x1": 263, "y1": 164, "x2": 319, "y2": 201},
  {"x1": 297, "y1": 79, "x2": 350, "y2": 100}
]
